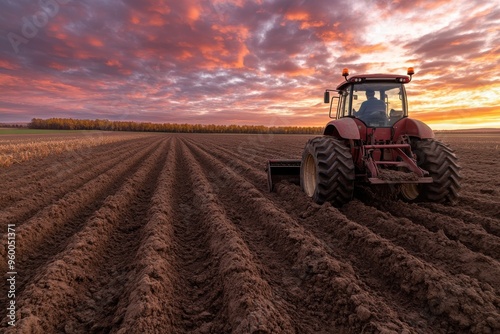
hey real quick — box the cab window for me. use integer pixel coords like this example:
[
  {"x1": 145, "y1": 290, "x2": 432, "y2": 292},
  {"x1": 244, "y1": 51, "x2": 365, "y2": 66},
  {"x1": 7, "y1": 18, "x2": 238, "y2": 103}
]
[{"x1": 349, "y1": 83, "x2": 406, "y2": 126}]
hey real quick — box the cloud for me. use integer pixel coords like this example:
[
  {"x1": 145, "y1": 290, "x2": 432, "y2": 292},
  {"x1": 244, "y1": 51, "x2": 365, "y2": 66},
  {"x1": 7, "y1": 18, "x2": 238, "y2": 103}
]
[{"x1": 0, "y1": 0, "x2": 498, "y2": 129}]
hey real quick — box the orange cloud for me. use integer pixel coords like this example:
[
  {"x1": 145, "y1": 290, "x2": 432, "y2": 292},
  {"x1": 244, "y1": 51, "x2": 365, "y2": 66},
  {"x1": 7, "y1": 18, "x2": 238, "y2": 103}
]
[
  {"x1": 48, "y1": 62, "x2": 66, "y2": 71},
  {"x1": 285, "y1": 11, "x2": 310, "y2": 21},
  {"x1": 46, "y1": 28, "x2": 69, "y2": 41},
  {"x1": 470, "y1": 45, "x2": 500, "y2": 65},
  {"x1": 211, "y1": 0, "x2": 247, "y2": 6},
  {"x1": 130, "y1": 15, "x2": 140, "y2": 24},
  {"x1": 289, "y1": 67, "x2": 316, "y2": 77},
  {"x1": 212, "y1": 24, "x2": 250, "y2": 39},
  {"x1": 187, "y1": 5, "x2": 200, "y2": 22},
  {"x1": 0, "y1": 73, "x2": 23, "y2": 87},
  {"x1": 179, "y1": 23, "x2": 250, "y2": 69},
  {"x1": 235, "y1": 44, "x2": 250, "y2": 68},
  {"x1": 106, "y1": 59, "x2": 122, "y2": 67},
  {"x1": 149, "y1": 14, "x2": 166, "y2": 27},
  {"x1": 73, "y1": 49, "x2": 94, "y2": 60},
  {"x1": 355, "y1": 43, "x2": 387, "y2": 53},
  {"x1": 25, "y1": 78, "x2": 85, "y2": 98},
  {"x1": 319, "y1": 30, "x2": 339, "y2": 41},
  {"x1": 88, "y1": 37, "x2": 104, "y2": 47},
  {"x1": 285, "y1": 10, "x2": 325, "y2": 29},
  {"x1": 0, "y1": 59, "x2": 19, "y2": 70},
  {"x1": 300, "y1": 20, "x2": 325, "y2": 29},
  {"x1": 177, "y1": 50, "x2": 194, "y2": 61},
  {"x1": 149, "y1": 2, "x2": 171, "y2": 15}
]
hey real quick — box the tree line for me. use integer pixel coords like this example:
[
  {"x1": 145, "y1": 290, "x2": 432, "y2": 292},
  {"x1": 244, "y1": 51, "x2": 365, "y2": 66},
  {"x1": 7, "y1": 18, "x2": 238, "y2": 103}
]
[
  {"x1": 29, "y1": 118, "x2": 323, "y2": 134},
  {"x1": 0, "y1": 123, "x2": 27, "y2": 128}
]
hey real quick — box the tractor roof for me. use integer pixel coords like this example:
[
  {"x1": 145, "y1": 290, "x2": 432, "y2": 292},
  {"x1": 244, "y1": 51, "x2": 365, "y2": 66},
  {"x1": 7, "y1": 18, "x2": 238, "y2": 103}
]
[{"x1": 336, "y1": 73, "x2": 411, "y2": 90}]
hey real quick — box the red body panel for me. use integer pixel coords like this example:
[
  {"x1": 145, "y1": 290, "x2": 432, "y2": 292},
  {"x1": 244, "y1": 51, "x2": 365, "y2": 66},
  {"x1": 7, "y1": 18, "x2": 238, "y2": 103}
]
[
  {"x1": 393, "y1": 118, "x2": 434, "y2": 140},
  {"x1": 323, "y1": 117, "x2": 434, "y2": 183},
  {"x1": 323, "y1": 118, "x2": 361, "y2": 139},
  {"x1": 325, "y1": 117, "x2": 434, "y2": 142}
]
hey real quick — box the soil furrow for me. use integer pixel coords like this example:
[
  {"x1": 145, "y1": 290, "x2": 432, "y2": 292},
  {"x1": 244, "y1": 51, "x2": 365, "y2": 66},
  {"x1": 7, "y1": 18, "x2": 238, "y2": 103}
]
[
  {"x1": 0, "y1": 138, "x2": 152, "y2": 225},
  {"x1": 0, "y1": 134, "x2": 155, "y2": 201},
  {"x1": 188, "y1": 144, "x2": 369, "y2": 332},
  {"x1": 457, "y1": 193, "x2": 500, "y2": 219},
  {"x1": 169, "y1": 188, "x2": 223, "y2": 333},
  {"x1": 0, "y1": 137, "x2": 161, "y2": 269},
  {"x1": 182, "y1": 136, "x2": 269, "y2": 166},
  {"x1": 420, "y1": 202, "x2": 500, "y2": 237},
  {"x1": 0, "y1": 138, "x2": 163, "y2": 313},
  {"x1": 183, "y1": 137, "x2": 269, "y2": 190},
  {"x1": 182, "y1": 134, "x2": 306, "y2": 161},
  {"x1": 340, "y1": 200, "x2": 500, "y2": 290},
  {"x1": 74, "y1": 138, "x2": 170, "y2": 333},
  {"x1": 3, "y1": 137, "x2": 168, "y2": 333},
  {"x1": 178, "y1": 139, "x2": 296, "y2": 333},
  {"x1": 0, "y1": 135, "x2": 147, "y2": 190},
  {"x1": 116, "y1": 138, "x2": 178, "y2": 333},
  {"x1": 165, "y1": 140, "x2": 227, "y2": 333},
  {"x1": 183, "y1": 138, "x2": 417, "y2": 333},
  {"x1": 371, "y1": 199, "x2": 500, "y2": 261},
  {"x1": 274, "y1": 183, "x2": 500, "y2": 333},
  {"x1": 184, "y1": 139, "x2": 447, "y2": 331}
]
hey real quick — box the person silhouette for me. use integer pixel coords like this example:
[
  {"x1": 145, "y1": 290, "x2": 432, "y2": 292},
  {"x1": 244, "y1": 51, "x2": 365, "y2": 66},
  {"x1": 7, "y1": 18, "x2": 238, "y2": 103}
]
[{"x1": 355, "y1": 90, "x2": 386, "y2": 122}]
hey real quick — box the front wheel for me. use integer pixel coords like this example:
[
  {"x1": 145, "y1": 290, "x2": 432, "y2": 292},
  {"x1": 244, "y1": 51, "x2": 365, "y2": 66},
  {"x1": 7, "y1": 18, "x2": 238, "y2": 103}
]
[{"x1": 300, "y1": 137, "x2": 355, "y2": 207}]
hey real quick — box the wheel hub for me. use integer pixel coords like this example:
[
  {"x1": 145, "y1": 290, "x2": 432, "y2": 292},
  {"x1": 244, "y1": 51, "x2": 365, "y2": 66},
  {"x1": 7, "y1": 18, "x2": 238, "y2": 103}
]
[
  {"x1": 400, "y1": 183, "x2": 419, "y2": 201},
  {"x1": 302, "y1": 154, "x2": 316, "y2": 197}
]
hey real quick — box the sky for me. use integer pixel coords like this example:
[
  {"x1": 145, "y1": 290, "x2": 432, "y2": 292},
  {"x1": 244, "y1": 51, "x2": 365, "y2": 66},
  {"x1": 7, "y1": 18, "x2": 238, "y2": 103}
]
[{"x1": 0, "y1": 0, "x2": 499, "y2": 130}]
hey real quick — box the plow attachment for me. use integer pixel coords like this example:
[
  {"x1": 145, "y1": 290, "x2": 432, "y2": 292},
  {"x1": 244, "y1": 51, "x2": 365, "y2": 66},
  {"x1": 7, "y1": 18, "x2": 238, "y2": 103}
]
[{"x1": 267, "y1": 159, "x2": 301, "y2": 191}]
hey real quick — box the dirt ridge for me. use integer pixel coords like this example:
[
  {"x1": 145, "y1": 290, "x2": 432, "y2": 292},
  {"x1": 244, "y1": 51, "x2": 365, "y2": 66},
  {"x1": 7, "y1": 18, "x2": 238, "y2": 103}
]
[{"x1": 1, "y1": 132, "x2": 499, "y2": 333}]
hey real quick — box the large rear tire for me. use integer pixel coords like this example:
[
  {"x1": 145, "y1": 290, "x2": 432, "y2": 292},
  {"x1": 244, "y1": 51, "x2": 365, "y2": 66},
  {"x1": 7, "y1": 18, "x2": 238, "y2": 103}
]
[
  {"x1": 300, "y1": 137, "x2": 355, "y2": 206},
  {"x1": 411, "y1": 139, "x2": 461, "y2": 203}
]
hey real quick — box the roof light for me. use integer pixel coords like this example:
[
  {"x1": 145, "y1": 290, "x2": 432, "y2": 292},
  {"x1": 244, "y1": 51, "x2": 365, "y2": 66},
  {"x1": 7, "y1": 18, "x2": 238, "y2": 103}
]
[
  {"x1": 407, "y1": 67, "x2": 414, "y2": 76},
  {"x1": 342, "y1": 68, "x2": 349, "y2": 80}
]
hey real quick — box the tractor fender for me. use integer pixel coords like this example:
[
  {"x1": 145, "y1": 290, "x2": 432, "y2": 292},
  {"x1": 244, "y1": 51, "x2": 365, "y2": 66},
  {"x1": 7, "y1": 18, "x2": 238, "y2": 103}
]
[
  {"x1": 393, "y1": 118, "x2": 434, "y2": 139},
  {"x1": 323, "y1": 118, "x2": 361, "y2": 140}
]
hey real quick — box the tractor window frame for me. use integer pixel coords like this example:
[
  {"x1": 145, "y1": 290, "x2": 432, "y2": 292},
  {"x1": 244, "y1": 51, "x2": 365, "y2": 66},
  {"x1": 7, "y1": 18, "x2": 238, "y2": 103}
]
[
  {"x1": 332, "y1": 85, "x2": 353, "y2": 118},
  {"x1": 344, "y1": 82, "x2": 408, "y2": 126},
  {"x1": 337, "y1": 86, "x2": 351, "y2": 119}
]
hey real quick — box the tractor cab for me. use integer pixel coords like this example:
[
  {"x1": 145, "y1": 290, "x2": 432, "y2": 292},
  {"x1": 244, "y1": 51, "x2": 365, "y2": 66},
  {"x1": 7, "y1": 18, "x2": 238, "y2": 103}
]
[{"x1": 324, "y1": 69, "x2": 413, "y2": 128}]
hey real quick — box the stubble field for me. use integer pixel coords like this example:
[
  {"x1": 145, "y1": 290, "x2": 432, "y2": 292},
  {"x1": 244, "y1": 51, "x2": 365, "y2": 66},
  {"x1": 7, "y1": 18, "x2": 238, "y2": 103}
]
[{"x1": 0, "y1": 131, "x2": 499, "y2": 333}]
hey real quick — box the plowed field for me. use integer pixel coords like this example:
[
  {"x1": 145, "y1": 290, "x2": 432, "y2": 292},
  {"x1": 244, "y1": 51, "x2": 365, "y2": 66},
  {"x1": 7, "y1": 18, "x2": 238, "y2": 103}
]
[{"x1": 1, "y1": 132, "x2": 499, "y2": 333}]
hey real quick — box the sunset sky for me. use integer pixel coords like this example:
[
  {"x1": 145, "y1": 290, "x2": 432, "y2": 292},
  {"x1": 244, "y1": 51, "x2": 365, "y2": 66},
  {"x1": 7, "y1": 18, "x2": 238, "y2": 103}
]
[{"x1": 0, "y1": 0, "x2": 499, "y2": 130}]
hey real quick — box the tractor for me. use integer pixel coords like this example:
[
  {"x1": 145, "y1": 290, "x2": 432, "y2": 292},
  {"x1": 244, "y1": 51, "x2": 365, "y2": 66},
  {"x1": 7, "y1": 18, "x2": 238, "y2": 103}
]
[{"x1": 267, "y1": 68, "x2": 461, "y2": 206}]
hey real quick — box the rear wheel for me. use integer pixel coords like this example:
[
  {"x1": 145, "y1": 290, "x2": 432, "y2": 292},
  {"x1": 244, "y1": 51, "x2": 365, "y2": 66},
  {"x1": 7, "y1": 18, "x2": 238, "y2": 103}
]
[
  {"x1": 411, "y1": 139, "x2": 461, "y2": 203},
  {"x1": 300, "y1": 137, "x2": 355, "y2": 206}
]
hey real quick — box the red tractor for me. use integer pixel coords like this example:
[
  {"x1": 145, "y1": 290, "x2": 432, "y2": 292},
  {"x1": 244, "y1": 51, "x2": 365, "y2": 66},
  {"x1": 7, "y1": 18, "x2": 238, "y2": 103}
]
[{"x1": 267, "y1": 68, "x2": 461, "y2": 206}]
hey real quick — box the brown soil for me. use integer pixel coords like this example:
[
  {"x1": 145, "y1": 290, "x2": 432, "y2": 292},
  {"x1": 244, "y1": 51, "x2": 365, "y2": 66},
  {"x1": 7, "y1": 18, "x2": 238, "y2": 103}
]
[{"x1": 1, "y1": 132, "x2": 499, "y2": 333}]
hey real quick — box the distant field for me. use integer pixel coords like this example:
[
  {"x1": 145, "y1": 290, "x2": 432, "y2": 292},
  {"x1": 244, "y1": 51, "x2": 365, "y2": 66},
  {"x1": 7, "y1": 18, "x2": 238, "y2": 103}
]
[
  {"x1": 0, "y1": 128, "x2": 88, "y2": 135},
  {"x1": 0, "y1": 131, "x2": 156, "y2": 167}
]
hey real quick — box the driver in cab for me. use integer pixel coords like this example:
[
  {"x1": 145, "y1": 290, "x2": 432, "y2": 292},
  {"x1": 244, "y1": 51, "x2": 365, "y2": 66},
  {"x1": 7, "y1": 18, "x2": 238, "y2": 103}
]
[{"x1": 354, "y1": 90, "x2": 386, "y2": 121}]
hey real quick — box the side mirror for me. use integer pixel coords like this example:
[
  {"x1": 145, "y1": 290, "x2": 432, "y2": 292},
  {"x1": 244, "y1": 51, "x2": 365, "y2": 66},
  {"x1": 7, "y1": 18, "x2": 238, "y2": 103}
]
[{"x1": 324, "y1": 91, "x2": 330, "y2": 104}]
